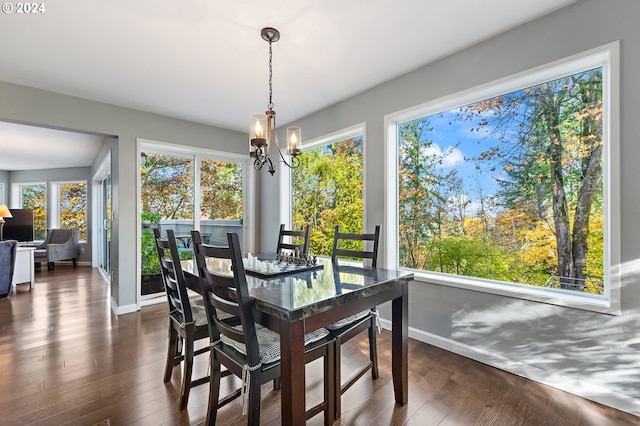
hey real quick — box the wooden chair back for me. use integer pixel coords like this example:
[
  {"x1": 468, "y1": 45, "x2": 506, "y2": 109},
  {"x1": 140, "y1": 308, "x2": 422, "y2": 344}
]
[
  {"x1": 276, "y1": 223, "x2": 310, "y2": 256},
  {"x1": 331, "y1": 225, "x2": 381, "y2": 267},
  {"x1": 191, "y1": 231, "x2": 261, "y2": 367},
  {"x1": 153, "y1": 228, "x2": 194, "y2": 323}
]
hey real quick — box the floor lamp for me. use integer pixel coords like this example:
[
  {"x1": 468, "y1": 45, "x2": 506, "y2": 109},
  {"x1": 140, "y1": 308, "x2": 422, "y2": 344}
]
[{"x1": 0, "y1": 204, "x2": 12, "y2": 241}]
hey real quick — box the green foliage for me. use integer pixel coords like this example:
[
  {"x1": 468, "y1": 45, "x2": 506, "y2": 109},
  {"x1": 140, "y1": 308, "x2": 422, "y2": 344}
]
[
  {"x1": 140, "y1": 231, "x2": 193, "y2": 276},
  {"x1": 141, "y1": 154, "x2": 194, "y2": 220},
  {"x1": 141, "y1": 153, "x2": 243, "y2": 222},
  {"x1": 141, "y1": 211, "x2": 161, "y2": 223},
  {"x1": 398, "y1": 67, "x2": 605, "y2": 291},
  {"x1": 22, "y1": 184, "x2": 47, "y2": 240},
  {"x1": 140, "y1": 232, "x2": 160, "y2": 275},
  {"x1": 59, "y1": 182, "x2": 87, "y2": 240},
  {"x1": 200, "y1": 160, "x2": 243, "y2": 220},
  {"x1": 292, "y1": 137, "x2": 364, "y2": 256}
]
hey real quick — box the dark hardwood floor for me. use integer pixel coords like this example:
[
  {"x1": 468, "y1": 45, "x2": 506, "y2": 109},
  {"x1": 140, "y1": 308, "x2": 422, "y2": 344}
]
[{"x1": 1, "y1": 266, "x2": 638, "y2": 425}]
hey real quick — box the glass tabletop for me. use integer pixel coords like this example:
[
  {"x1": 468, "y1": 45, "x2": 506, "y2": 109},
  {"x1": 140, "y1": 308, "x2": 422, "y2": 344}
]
[{"x1": 182, "y1": 253, "x2": 412, "y2": 321}]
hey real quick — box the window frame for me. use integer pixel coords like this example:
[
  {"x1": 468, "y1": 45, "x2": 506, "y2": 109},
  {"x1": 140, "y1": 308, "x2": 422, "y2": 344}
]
[{"x1": 384, "y1": 42, "x2": 620, "y2": 315}]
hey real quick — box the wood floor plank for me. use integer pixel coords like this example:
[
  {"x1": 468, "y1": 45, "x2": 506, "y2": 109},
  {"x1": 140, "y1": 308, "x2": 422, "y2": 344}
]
[{"x1": 0, "y1": 265, "x2": 638, "y2": 425}]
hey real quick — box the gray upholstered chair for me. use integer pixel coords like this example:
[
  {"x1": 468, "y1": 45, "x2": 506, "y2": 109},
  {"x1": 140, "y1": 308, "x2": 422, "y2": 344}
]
[
  {"x1": 34, "y1": 228, "x2": 80, "y2": 270},
  {"x1": 0, "y1": 239, "x2": 17, "y2": 298}
]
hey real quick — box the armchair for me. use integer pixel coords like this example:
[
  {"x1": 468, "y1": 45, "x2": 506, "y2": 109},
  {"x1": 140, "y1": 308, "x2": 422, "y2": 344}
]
[
  {"x1": 0, "y1": 239, "x2": 17, "y2": 298},
  {"x1": 34, "y1": 228, "x2": 80, "y2": 270}
]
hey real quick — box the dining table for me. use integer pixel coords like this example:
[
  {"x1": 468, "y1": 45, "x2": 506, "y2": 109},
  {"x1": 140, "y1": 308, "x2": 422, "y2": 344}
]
[{"x1": 182, "y1": 252, "x2": 413, "y2": 425}]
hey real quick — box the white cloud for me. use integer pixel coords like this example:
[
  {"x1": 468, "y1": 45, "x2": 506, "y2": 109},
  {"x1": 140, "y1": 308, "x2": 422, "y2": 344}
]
[{"x1": 422, "y1": 144, "x2": 465, "y2": 168}]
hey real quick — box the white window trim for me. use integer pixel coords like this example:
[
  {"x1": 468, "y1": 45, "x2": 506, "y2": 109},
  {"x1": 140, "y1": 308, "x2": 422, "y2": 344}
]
[
  {"x1": 279, "y1": 123, "x2": 367, "y2": 229},
  {"x1": 11, "y1": 181, "x2": 47, "y2": 208},
  {"x1": 384, "y1": 41, "x2": 620, "y2": 315}
]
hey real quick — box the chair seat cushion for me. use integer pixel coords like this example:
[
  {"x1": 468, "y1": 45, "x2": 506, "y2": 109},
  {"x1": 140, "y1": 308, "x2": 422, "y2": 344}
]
[
  {"x1": 190, "y1": 304, "x2": 209, "y2": 327},
  {"x1": 326, "y1": 309, "x2": 371, "y2": 330},
  {"x1": 220, "y1": 325, "x2": 329, "y2": 365}
]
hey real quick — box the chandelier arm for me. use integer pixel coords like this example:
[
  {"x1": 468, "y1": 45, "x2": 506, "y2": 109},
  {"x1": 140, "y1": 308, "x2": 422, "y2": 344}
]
[
  {"x1": 274, "y1": 133, "x2": 300, "y2": 169},
  {"x1": 254, "y1": 157, "x2": 264, "y2": 170}
]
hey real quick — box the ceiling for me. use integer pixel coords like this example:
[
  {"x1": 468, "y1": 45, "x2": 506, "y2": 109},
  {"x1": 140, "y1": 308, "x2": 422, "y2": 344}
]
[{"x1": 0, "y1": 0, "x2": 576, "y2": 171}]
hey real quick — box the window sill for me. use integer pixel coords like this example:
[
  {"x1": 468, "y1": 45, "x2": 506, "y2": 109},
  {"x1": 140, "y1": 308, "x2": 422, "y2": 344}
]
[{"x1": 410, "y1": 269, "x2": 620, "y2": 316}]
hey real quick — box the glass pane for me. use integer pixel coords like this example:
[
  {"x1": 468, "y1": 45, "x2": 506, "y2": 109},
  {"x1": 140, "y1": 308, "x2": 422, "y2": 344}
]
[
  {"x1": 59, "y1": 182, "x2": 87, "y2": 240},
  {"x1": 292, "y1": 136, "x2": 364, "y2": 256},
  {"x1": 199, "y1": 159, "x2": 243, "y2": 247},
  {"x1": 22, "y1": 184, "x2": 46, "y2": 240},
  {"x1": 140, "y1": 152, "x2": 194, "y2": 296},
  {"x1": 397, "y1": 67, "x2": 604, "y2": 294}
]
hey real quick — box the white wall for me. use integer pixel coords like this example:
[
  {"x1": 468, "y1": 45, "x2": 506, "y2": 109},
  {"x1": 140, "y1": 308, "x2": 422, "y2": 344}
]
[{"x1": 261, "y1": 0, "x2": 640, "y2": 416}]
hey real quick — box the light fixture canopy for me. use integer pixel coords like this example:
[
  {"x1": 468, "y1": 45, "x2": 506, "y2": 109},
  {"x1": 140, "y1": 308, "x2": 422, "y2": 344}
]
[{"x1": 249, "y1": 27, "x2": 301, "y2": 175}]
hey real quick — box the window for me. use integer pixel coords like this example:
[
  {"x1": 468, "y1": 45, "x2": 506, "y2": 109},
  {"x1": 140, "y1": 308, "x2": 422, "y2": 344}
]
[
  {"x1": 386, "y1": 43, "x2": 619, "y2": 314},
  {"x1": 53, "y1": 181, "x2": 88, "y2": 241},
  {"x1": 141, "y1": 153, "x2": 194, "y2": 221},
  {"x1": 290, "y1": 128, "x2": 364, "y2": 256},
  {"x1": 17, "y1": 183, "x2": 47, "y2": 240},
  {"x1": 138, "y1": 139, "x2": 253, "y2": 299},
  {"x1": 200, "y1": 159, "x2": 243, "y2": 222}
]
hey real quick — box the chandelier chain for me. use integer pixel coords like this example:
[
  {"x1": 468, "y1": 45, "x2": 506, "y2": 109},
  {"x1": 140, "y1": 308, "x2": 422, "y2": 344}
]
[{"x1": 268, "y1": 40, "x2": 274, "y2": 111}]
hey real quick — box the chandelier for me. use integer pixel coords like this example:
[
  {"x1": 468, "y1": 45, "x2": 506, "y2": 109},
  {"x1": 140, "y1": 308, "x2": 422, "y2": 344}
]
[{"x1": 249, "y1": 27, "x2": 301, "y2": 175}]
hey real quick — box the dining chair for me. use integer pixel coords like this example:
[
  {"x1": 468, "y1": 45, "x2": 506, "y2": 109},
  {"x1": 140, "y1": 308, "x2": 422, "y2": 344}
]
[
  {"x1": 328, "y1": 224, "x2": 381, "y2": 420},
  {"x1": 192, "y1": 230, "x2": 335, "y2": 426},
  {"x1": 276, "y1": 223, "x2": 310, "y2": 256},
  {"x1": 153, "y1": 228, "x2": 210, "y2": 409}
]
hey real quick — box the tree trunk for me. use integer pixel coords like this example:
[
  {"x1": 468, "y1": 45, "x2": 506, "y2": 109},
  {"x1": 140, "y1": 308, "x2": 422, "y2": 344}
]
[{"x1": 547, "y1": 107, "x2": 574, "y2": 286}]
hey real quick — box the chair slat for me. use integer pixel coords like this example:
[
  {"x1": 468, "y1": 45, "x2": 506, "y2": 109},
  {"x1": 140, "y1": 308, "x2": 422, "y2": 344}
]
[{"x1": 277, "y1": 223, "x2": 311, "y2": 256}]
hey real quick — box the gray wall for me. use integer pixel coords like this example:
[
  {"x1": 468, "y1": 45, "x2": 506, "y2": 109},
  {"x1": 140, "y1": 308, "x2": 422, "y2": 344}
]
[
  {"x1": 0, "y1": 170, "x2": 8, "y2": 202},
  {"x1": 259, "y1": 0, "x2": 640, "y2": 416},
  {"x1": 0, "y1": 81, "x2": 247, "y2": 312}
]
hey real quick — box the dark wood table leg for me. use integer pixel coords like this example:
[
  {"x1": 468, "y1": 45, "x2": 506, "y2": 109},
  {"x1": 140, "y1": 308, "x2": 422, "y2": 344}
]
[
  {"x1": 279, "y1": 318, "x2": 307, "y2": 426},
  {"x1": 391, "y1": 281, "x2": 409, "y2": 405}
]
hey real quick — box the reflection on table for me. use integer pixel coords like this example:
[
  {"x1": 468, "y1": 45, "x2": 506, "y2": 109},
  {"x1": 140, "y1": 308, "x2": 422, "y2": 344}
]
[{"x1": 182, "y1": 253, "x2": 412, "y2": 425}]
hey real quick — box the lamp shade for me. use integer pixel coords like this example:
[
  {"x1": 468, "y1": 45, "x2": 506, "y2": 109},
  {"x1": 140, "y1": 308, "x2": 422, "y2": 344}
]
[
  {"x1": 0, "y1": 204, "x2": 12, "y2": 219},
  {"x1": 287, "y1": 126, "x2": 301, "y2": 155}
]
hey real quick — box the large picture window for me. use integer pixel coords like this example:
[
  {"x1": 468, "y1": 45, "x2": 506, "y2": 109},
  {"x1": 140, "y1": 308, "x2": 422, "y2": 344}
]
[
  {"x1": 291, "y1": 133, "x2": 364, "y2": 256},
  {"x1": 386, "y1": 43, "x2": 619, "y2": 313}
]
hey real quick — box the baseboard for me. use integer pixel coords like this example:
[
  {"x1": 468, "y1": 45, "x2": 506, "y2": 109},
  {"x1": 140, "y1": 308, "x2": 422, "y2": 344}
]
[
  {"x1": 379, "y1": 318, "x2": 640, "y2": 417},
  {"x1": 34, "y1": 260, "x2": 91, "y2": 267},
  {"x1": 140, "y1": 294, "x2": 166, "y2": 307},
  {"x1": 110, "y1": 297, "x2": 137, "y2": 315}
]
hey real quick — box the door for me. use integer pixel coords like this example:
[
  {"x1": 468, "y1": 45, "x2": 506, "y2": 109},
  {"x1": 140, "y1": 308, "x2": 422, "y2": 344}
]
[{"x1": 100, "y1": 173, "x2": 112, "y2": 279}]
